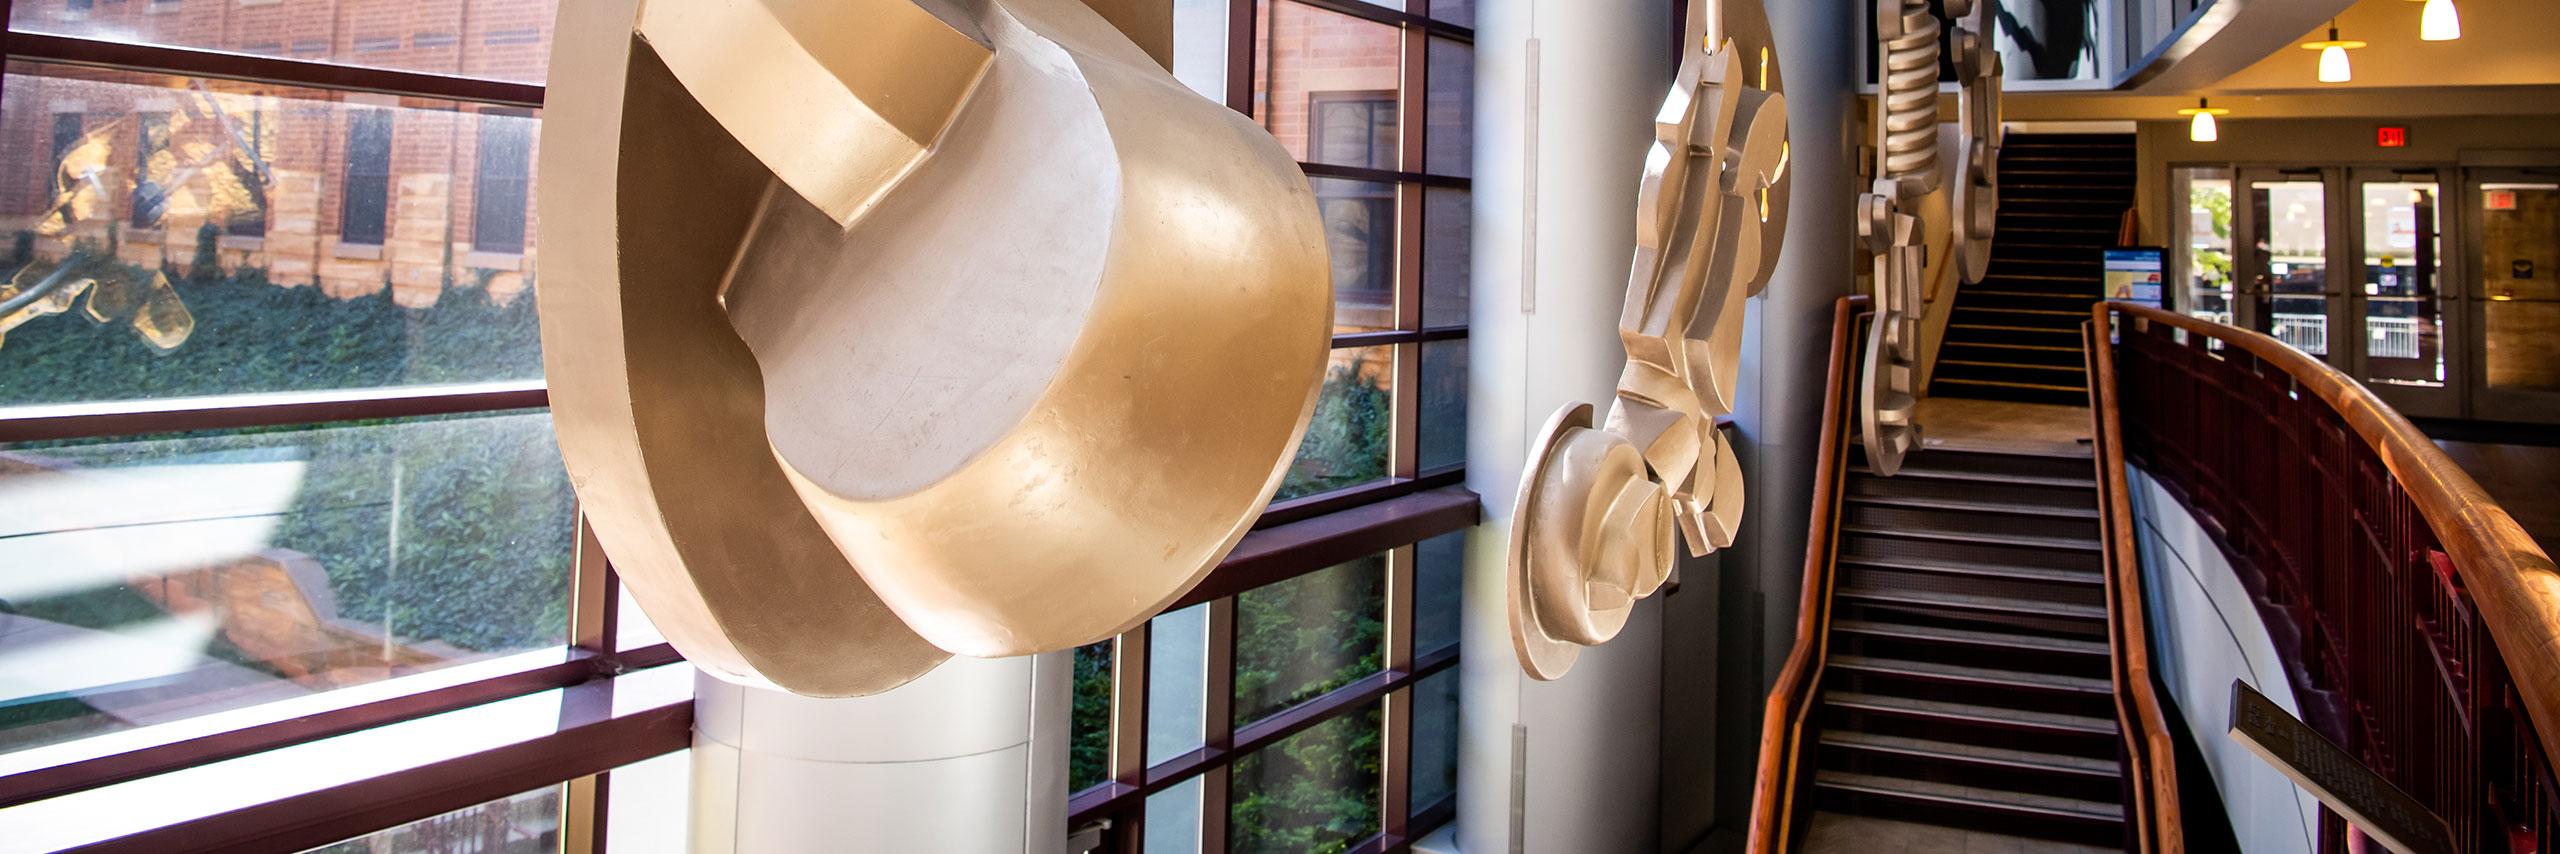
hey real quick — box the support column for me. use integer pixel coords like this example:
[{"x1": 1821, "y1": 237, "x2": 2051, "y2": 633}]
[
  {"x1": 688, "y1": 652, "x2": 1070, "y2": 854},
  {"x1": 1460, "y1": 1, "x2": 1671, "y2": 852}
]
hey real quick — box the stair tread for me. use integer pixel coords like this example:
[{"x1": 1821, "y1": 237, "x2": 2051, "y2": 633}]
[
  {"x1": 1820, "y1": 730, "x2": 2122, "y2": 775},
  {"x1": 1836, "y1": 586, "x2": 2109, "y2": 619},
  {"x1": 1831, "y1": 654, "x2": 2115, "y2": 693},
  {"x1": 1832, "y1": 619, "x2": 2113, "y2": 655},
  {"x1": 1944, "y1": 340, "x2": 2084, "y2": 353},
  {"x1": 1948, "y1": 322, "x2": 2084, "y2": 335},
  {"x1": 1838, "y1": 553, "x2": 2105, "y2": 585},
  {"x1": 1814, "y1": 771, "x2": 2126, "y2": 821},
  {"x1": 1844, "y1": 491, "x2": 2098, "y2": 519},
  {"x1": 1825, "y1": 690, "x2": 2117, "y2": 735},
  {"x1": 1935, "y1": 377, "x2": 2089, "y2": 393},
  {"x1": 1857, "y1": 461, "x2": 2094, "y2": 488},
  {"x1": 1938, "y1": 358, "x2": 2086, "y2": 372}
]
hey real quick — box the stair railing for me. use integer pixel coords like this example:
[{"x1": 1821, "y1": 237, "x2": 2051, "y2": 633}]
[
  {"x1": 2091, "y1": 301, "x2": 2560, "y2": 854},
  {"x1": 1744, "y1": 294, "x2": 1869, "y2": 853},
  {"x1": 2084, "y1": 316, "x2": 2184, "y2": 854}
]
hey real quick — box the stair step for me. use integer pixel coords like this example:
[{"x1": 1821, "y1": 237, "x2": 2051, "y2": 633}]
[
  {"x1": 1820, "y1": 731, "x2": 2120, "y2": 777},
  {"x1": 1934, "y1": 376, "x2": 2089, "y2": 394},
  {"x1": 1938, "y1": 358, "x2": 2087, "y2": 374},
  {"x1": 1841, "y1": 523, "x2": 2100, "y2": 552},
  {"x1": 1832, "y1": 619, "x2": 2113, "y2": 657},
  {"x1": 1835, "y1": 586, "x2": 2109, "y2": 620},
  {"x1": 1946, "y1": 340, "x2": 2083, "y2": 354},
  {"x1": 1813, "y1": 771, "x2": 2125, "y2": 823},
  {"x1": 1831, "y1": 654, "x2": 2114, "y2": 694},
  {"x1": 1845, "y1": 490, "x2": 2098, "y2": 519},
  {"x1": 1948, "y1": 322, "x2": 2084, "y2": 337},
  {"x1": 1859, "y1": 461, "x2": 2094, "y2": 489},
  {"x1": 1823, "y1": 691, "x2": 2116, "y2": 736}
]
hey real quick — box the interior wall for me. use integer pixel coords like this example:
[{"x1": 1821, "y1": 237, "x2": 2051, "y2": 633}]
[
  {"x1": 2125, "y1": 466, "x2": 2320, "y2": 854},
  {"x1": 2130, "y1": 113, "x2": 2560, "y2": 249}
]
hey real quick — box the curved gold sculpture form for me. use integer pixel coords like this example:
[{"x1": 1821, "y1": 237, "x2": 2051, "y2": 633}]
[
  {"x1": 1510, "y1": 0, "x2": 1788, "y2": 681},
  {"x1": 541, "y1": 0, "x2": 1330, "y2": 695},
  {"x1": 1947, "y1": 0, "x2": 2004, "y2": 285},
  {"x1": 1855, "y1": 0, "x2": 1943, "y2": 477}
]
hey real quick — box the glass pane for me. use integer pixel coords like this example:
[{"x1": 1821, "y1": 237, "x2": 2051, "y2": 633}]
[
  {"x1": 1417, "y1": 339, "x2": 1465, "y2": 471},
  {"x1": 0, "y1": 410, "x2": 572, "y2": 754},
  {"x1": 10, "y1": 0, "x2": 556, "y2": 85},
  {"x1": 1427, "y1": 0, "x2": 1474, "y2": 26},
  {"x1": 1228, "y1": 702, "x2": 1382, "y2": 854},
  {"x1": 1234, "y1": 555, "x2": 1385, "y2": 725},
  {"x1": 2358, "y1": 181, "x2": 2445, "y2": 388},
  {"x1": 1409, "y1": 669, "x2": 1458, "y2": 817},
  {"x1": 1316, "y1": 177, "x2": 1397, "y2": 334},
  {"x1": 2486, "y1": 299, "x2": 2560, "y2": 391},
  {"x1": 301, "y1": 784, "x2": 564, "y2": 853},
  {"x1": 1147, "y1": 603, "x2": 1210, "y2": 766},
  {"x1": 1172, "y1": 0, "x2": 1230, "y2": 102},
  {"x1": 1424, "y1": 39, "x2": 1471, "y2": 178},
  {"x1": 2178, "y1": 167, "x2": 2233, "y2": 326},
  {"x1": 1422, "y1": 187, "x2": 1469, "y2": 328},
  {"x1": 0, "y1": 63, "x2": 547, "y2": 408},
  {"x1": 1256, "y1": 1, "x2": 1401, "y2": 169},
  {"x1": 606, "y1": 750, "x2": 692, "y2": 854},
  {"x1": 1071, "y1": 640, "x2": 1113, "y2": 792},
  {"x1": 2250, "y1": 179, "x2": 2329, "y2": 356},
  {"x1": 2483, "y1": 183, "x2": 2560, "y2": 301},
  {"x1": 1413, "y1": 531, "x2": 1462, "y2": 655},
  {"x1": 1145, "y1": 775, "x2": 1206, "y2": 854},
  {"x1": 1277, "y1": 346, "x2": 1392, "y2": 501},
  {"x1": 615, "y1": 582, "x2": 664, "y2": 652}
]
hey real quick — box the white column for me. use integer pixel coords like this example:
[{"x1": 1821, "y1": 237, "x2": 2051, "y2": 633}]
[
  {"x1": 1460, "y1": 1, "x2": 1671, "y2": 852},
  {"x1": 688, "y1": 653, "x2": 1070, "y2": 854}
]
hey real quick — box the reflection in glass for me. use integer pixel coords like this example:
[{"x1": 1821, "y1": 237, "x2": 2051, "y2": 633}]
[
  {"x1": 302, "y1": 784, "x2": 563, "y2": 853},
  {"x1": 1410, "y1": 669, "x2": 1458, "y2": 817},
  {"x1": 1413, "y1": 531, "x2": 1463, "y2": 654},
  {"x1": 2250, "y1": 179, "x2": 2330, "y2": 356},
  {"x1": 1990, "y1": 0, "x2": 2099, "y2": 81},
  {"x1": 605, "y1": 750, "x2": 691, "y2": 854},
  {"x1": 2177, "y1": 167, "x2": 2234, "y2": 325},
  {"x1": 2359, "y1": 181, "x2": 2444, "y2": 388},
  {"x1": 1071, "y1": 640, "x2": 1114, "y2": 792},
  {"x1": 1422, "y1": 188, "x2": 1471, "y2": 328},
  {"x1": 1418, "y1": 340, "x2": 1466, "y2": 471},
  {"x1": 0, "y1": 410, "x2": 573, "y2": 754},
  {"x1": 1277, "y1": 347, "x2": 1393, "y2": 501},
  {"x1": 1314, "y1": 177, "x2": 1397, "y2": 334},
  {"x1": 1428, "y1": 0, "x2": 1474, "y2": 26},
  {"x1": 1234, "y1": 555, "x2": 1384, "y2": 725},
  {"x1": 10, "y1": 0, "x2": 559, "y2": 85},
  {"x1": 2482, "y1": 183, "x2": 2560, "y2": 391},
  {"x1": 1229, "y1": 702, "x2": 1381, "y2": 854},
  {"x1": 1148, "y1": 603, "x2": 1211, "y2": 766},
  {"x1": 0, "y1": 63, "x2": 547, "y2": 408},
  {"x1": 1425, "y1": 39, "x2": 1472, "y2": 178},
  {"x1": 1256, "y1": 1, "x2": 1402, "y2": 168}
]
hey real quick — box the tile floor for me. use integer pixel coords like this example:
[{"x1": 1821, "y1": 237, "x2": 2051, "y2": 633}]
[{"x1": 1916, "y1": 397, "x2": 2095, "y2": 459}]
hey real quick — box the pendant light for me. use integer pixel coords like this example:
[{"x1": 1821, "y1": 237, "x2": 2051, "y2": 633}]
[
  {"x1": 2300, "y1": 21, "x2": 2365, "y2": 83},
  {"x1": 2178, "y1": 98, "x2": 2229, "y2": 143},
  {"x1": 2408, "y1": 0, "x2": 2461, "y2": 41}
]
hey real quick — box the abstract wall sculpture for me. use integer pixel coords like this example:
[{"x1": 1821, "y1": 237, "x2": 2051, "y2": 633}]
[
  {"x1": 1509, "y1": 0, "x2": 1788, "y2": 681},
  {"x1": 1856, "y1": 0, "x2": 1940, "y2": 478},
  {"x1": 539, "y1": 0, "x2": 1332, "y2": 696},
  {"x1": 1948, "y1": 0, "x2": 2004, "y2": 285}
]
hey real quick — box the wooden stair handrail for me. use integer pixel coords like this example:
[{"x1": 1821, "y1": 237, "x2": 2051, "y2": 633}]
[
  {"x1": 1743, "y1": 294, "x2": 1870, "y2": 853},
  {"x1": 2085, "y1": 317, "x2": 2184, "y2": 854},
  {"x1": 2093, "y1": 301, "x2": 2560, "y2": 766}
]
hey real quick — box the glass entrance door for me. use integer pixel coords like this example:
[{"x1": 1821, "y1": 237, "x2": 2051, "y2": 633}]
[
  {"x1": 2468, "y1": 170, "x2": 2560, "y2": 423},
  {"x1": 2351, "y1": 170, "x2": 2461, "y2": 417},
  {"x1": 2237, "y1": 169, "x2": 2347, "y2": 361}
]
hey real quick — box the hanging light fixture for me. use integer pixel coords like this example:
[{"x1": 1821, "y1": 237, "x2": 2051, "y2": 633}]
[
  {"x1": 2408, "y1": 0, "x2": 2461, "y2": 41},
  {"x1": 2179, "y1": 98, "x2": 2229, "y2": 143},
  {"x1": 2300, "y1": 21, "x2": 2365, "y2": 83}
]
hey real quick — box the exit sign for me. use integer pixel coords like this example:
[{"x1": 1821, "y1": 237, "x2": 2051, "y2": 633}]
[{"x1": 2378, "y1": 126, "x2": 2408, "y2": 148}]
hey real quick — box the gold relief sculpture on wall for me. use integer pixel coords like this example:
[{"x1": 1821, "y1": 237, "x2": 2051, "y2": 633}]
[
  {"x1": 1509, "y1": 0, "x2": 1788, "y2": 681},
  {"x1": 1855, "y1": 0, "x2": 1940, "y2": 478},
  {"x1": 539, "y1": 0, "x2": 1331, "y2": 696},
  {"x1": 1948, "y1": 0, "x2": 2004, "y2": 286}
]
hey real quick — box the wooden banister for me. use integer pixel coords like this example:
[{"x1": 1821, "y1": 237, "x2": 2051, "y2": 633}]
[
  {"x1": 2084, "y1": 317, "x2": 2184, "y2": 854},
  {"x1": 1743, "y1": 294, "x2": 1869, "y2": 853}
]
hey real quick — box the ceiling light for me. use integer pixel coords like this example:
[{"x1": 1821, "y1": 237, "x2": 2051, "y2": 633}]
[
  {"x1": 2178, "y1": 98, "x2": 2229, "y2": 143},
  {"x1": 2301, "y1": 22, "x2": 2364, "y2": 83},
  {"x1": 2415, "y1": 0, "x2": 2461, "y2": 41}
]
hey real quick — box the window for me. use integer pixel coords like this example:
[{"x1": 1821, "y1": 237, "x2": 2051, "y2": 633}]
[
  {"x1": 129, "y1": 111, "x2": 167, "y2": 228},
  {"x1": 339, "y1": 108, "x2": 392, "y2": 246},
  {"x1": 472, "y1": 112, "x2": 533, "y2": 254},
  {"x1": 49, "y1": 111, "x2": 79, "y2": 165}
]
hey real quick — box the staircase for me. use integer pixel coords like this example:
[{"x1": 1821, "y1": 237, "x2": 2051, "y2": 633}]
[
  {"x1": 1931, "y1": 133, "x2": 2135, "y2": 407},
  {"x1": 1807, "y1": 446, "x2": 2126, "y2": 848}
]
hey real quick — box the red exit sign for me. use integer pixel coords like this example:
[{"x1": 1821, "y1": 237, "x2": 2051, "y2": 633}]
[{"x1": 2378, "y1": 126, "x2": 2408, "y2": 148}]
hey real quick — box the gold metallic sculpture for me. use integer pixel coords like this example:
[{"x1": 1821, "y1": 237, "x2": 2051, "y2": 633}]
[
  {"x1": 1855, "y1": 0, "x2": 1940, "y2": 478},
  {"x1": 1947, "y1": 0, "x2": 2004, "y2": 285},
  {"x1": 541, "y1": 0, "x2": 1330, "y2": 695},
  {"x1": 1510, "y1": 0, "x2": 1788, "y2": 681}
]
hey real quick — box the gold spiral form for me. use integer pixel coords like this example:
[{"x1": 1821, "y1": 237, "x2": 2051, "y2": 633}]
[{"x1": 1877, "y1": 0, "x2": 1940, "y2": 192}]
